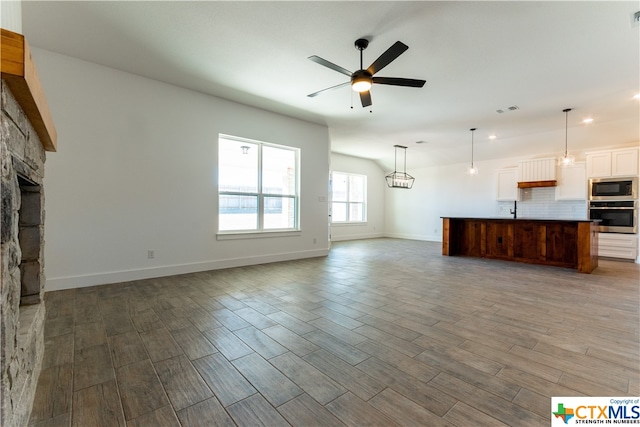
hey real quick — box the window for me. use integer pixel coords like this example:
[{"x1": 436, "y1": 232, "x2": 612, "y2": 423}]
[
  {"x1": 218, "y1": 135, "x2": 299, "y2": 232},
  {"x1": 331, "y1": 172, "x2": 366, "y2": 223}
]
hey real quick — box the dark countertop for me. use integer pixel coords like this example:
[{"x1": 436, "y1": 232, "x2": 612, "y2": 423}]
[{"x1": 441, "y1": 217, "x2": 599, "y2": 222}]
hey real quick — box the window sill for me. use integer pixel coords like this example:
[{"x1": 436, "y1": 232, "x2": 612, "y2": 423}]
[
  {"x1": 331, "y1": 222, "x2": 368, "y2": 226},
  {"x1": 216, "y1": 230, "x2": 302, "y2": 241}
]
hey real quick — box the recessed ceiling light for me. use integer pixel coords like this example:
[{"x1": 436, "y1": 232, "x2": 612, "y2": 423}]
[
  {"x1": 582, "y1": 118, "x2": 593, "y2": 124},
  {"x1": 488, "y1": 135, "x2": 497, "y2": 140},
  {"x1": 415, "y1": 140, "x2": 428, "y2": 144}
]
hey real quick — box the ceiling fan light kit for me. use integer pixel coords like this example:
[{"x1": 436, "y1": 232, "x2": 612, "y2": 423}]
[
  {"x1": 308, "y1": 38, "x2": 426, "y2": 108},
  {"x1": 351, "y1": 70, "x2": 372, "y2": 93}
]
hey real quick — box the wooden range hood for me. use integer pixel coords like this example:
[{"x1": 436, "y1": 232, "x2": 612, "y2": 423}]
[
  {"x1": 517, "y1": 180, "x2": 557, "y2": 189},
  {"x1": 517, "y1": 158, "x2": 557, "y2": 188},
  {"x1": 1, "y1": 28, "x2": 57, "y2": 152}
]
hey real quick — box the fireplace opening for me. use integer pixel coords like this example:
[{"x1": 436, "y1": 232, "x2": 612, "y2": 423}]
[{"x1": 17, "y1": 173, "x2": 43, "y2": 306}]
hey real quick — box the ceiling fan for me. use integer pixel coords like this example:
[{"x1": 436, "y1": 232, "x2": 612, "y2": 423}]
[{"x1": 307, "y1": 38, "x2": 426, "y2": 108}]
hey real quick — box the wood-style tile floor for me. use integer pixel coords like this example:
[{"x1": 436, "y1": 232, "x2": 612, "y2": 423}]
[{"x1": 29, "y1": 238, "x2": 640, "y2": 427}]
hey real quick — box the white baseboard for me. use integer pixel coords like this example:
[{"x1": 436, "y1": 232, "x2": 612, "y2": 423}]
[
  {"x1": 383, "y1": 232, "x2": 442, "y2": 242},
  {"x1": 45, "y1": 248, "x2": 329, "y2": 291},
  {"x1": 330, "y1": 232, "x2": 385, "y2": 242}
]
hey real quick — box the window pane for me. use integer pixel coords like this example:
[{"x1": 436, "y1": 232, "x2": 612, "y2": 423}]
[
  {"x1": 219, "y1": 138, "x2": 258, "y2": 193},
  {"x1": 349, "y1": 175, "x2": 365, "y2": 202},
  {"x1": 263, "y1": 146, "x2": 296, "y2": 195},
  {"x1": 332, "y1": 173, "x2": 348, "y2": 202},
  {"x1": 264, "y1": 196, "x2": 296, "y2": 229},
  {"x1": 349, "y1": 203, "x2": 364, "y2": 222},
  {"x1": 332, "y1": 202, "x2": 347, "y2": 222},
  {"x1": 219, "y1": 195, "x2": 258, "y2": 230},
  {"x1": 331, "y1": 172, "x2": 367, "y2": 224}
]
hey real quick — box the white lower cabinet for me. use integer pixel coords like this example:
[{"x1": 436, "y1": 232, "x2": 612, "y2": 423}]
[{"x1": 598, "y1": 233, "x2": 638, "y2": 260}]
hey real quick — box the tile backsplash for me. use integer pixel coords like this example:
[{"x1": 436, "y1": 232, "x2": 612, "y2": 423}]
[{"x1": 496, "y1": 187, "x2": 588, "y2": 219}]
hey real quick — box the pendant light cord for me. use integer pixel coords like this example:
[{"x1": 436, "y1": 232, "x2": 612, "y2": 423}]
[
  {"x1": 563, "y1": 108, "x2": 571, "y2": 157},
  {"x1": 403, "y1": 146, "x2": 407, "y2": 174},
  {"x1": 470, "y1": 128, "x2": 476, "y2": 168},
  {"x1": 392, "y1": 145, "x2": 408, "y2": 174},
  {"x1": 394, "y1": 146, "x2": 398, "y2": 173}
]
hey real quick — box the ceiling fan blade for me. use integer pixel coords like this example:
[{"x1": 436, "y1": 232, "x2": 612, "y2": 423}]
[
  {"x1": 307, "y1": 81, "x2": 350, "y2": 98},
  {"x1": 366, "y1": 41, "x2": 408, "y2": 75},
  {"x1": 360, "y1": 90, "x2": 372, "y2": 107},
  {"x1": 308, "y1": 55, "x2": 352, "y2": 77},
  {"x1": 372, "y1": 77, "x2": 426, "y2": 88}
]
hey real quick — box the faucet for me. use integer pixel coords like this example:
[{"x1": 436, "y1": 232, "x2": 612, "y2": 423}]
[{"x1": 510, "y1": 200, "x2": 517, "y2": 219}]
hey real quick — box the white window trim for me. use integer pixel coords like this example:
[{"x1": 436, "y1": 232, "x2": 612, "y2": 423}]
[
  {"x1": 217, "y1": 134, "x2": 300, "y2": 235},
  {"x1": 331, "y1": 221, "x2": 368, "y2": 227},
  {"x1": 331, "y1": 171, "x2": 367, "y2": 224},
  {"x1": 216, "y1": 230, "x2": 302, "y2": 240}
]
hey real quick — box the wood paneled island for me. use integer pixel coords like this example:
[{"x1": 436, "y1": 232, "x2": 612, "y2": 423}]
[{"x1": 442, "y1": 217, "x2": 599, "y2": 273}]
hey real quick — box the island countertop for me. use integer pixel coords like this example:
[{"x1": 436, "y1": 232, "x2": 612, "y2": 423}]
[
  {"x1": 441, "y1": 217, "x2": 598, "y2": 222},
  {"x1": 441, "y1": 217, "x2": 599, "y2": 273}
]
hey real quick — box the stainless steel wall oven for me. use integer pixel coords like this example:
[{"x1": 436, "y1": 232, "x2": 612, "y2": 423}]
[{"x1": 589, "y1": 200, "x2": 637, "y2": 234}]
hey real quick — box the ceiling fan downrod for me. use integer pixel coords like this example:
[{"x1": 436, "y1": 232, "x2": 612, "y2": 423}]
[{"x1": 354, "y1": 38, "x2": 369, "y2": 70}]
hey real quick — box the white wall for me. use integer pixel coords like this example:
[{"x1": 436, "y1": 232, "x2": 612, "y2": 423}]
[
  {"x1": 330, "y1": 153, "x2": 385, "y2": 242},
  {"x1": 385, "y1": 160, "x2": 505, "y2": 241},
  {"x1": 1, "y1": 0, "x2": 22, "y2": 33},
  {"x1": 34, "y1": 48, "x2": 330, "y2": 291}
]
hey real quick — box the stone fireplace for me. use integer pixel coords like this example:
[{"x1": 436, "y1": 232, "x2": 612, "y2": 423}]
[{"x1": 1, "y1": 28, "x2": 56, "y2": 427}]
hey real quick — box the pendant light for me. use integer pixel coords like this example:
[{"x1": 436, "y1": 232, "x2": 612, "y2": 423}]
[
  {"x1": 385, "y1": 145, "x2": 415, "y2": 189},
  {"x1": 559, "y1": 108, "x2": 574, "y2": 167},
  {"x1": 468, "y1": 128, "x2": 478, "y2": 175}
]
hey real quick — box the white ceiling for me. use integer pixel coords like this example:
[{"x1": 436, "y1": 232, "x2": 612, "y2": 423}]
[{"x1": 21, "y1": 1, "x2": 640, "y2": 170}]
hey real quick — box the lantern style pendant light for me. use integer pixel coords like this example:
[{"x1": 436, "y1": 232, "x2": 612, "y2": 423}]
[
  {"x1": 468, "y1": 128, "x2": 478, "y2": 175},
  {"x1": 559, "y1": 108, "x2": 575, "y2": 167},
  {"x1": 385, "y1": 145, "x2": 415, "y2": 189}
]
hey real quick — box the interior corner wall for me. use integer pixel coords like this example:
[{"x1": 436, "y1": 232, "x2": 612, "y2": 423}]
[
  {"x1": 329, "y1": 153, "x2": 385, "y2": 242},
  {"x1": 384, "y1": 158, "x2": 516, "y2": 242},
  {"x1": 32, "y1": 48, "x2": 330, "y2": 291}
]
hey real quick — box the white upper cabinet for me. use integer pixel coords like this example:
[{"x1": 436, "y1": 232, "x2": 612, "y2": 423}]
[
  {"x1": 517, "y1": 158, "x2": 556, "y2": 182},
  {"x1": 496, "y1": 168, "x2": 520, "y2": 201},
  {"x1": 611, "y1": 148, "x2": 639, "y2": 177},
  {"x1": 586, "y1": 148, "x2": 639, "y2": 178},
  {"x1": 586, "y1": 152, "x2": 611, "y2": 177},
  {"x1": 555, "y1": 162, "x2": 586, "y2": 200}
]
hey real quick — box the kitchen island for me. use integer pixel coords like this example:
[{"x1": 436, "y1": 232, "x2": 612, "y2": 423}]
[{"x1": 442, "y1": 217, "x2": 599, "y2": 273}]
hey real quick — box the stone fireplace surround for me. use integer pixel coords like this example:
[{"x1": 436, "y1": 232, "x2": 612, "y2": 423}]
[
  {"x1": 1, "y1": 26, "x2": 55, "y2": 425},
  {"x1": 1, "y1": 78, "x2": 47, "y2": 427}
]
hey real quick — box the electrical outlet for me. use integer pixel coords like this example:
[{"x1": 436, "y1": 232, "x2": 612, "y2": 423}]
[
  {"x1": 313, "y1": 238, "x2": 317, "y2": 244},
  {"x1": 147, "y1": 250, "x2": 155, "y2": 259}
]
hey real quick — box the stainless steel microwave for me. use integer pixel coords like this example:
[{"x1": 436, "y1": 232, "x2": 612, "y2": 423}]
[{"x1": 589, "y1": 177, "x2": 637, "y2": 200}]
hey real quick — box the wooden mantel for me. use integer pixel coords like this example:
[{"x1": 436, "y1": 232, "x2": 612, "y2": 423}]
[{"x1": 1, "y1": 28, "x2": 57, "y2": 152}]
